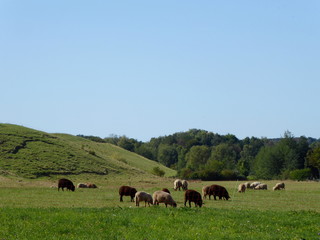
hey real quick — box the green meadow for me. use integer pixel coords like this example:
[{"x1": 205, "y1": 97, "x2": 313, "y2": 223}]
[
  {"x1": 0, "y1": 177, "x2": 319, "y2": 240},
  {"x1": 0, "y1": 124, "x2": 319, "y2": 239}
]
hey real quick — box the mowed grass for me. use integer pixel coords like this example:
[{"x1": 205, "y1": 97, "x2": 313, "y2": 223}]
[{"x1": 0, "y1": 177, "x2": 319, "y2": 239}]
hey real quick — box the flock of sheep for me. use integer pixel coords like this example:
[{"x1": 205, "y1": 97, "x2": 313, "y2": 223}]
[
  {"x1": 57, "y1": 178, "x2": 286, "y2": 208},
  {"x1": 120, "y1": 179, "x2": 232, "y2": 208},
  {"x1": 120, "y1": 180, "x2": 286, "y2": 208},
  {"x1": 237, "y1": 182, "x2": 286, "y2": 192}
]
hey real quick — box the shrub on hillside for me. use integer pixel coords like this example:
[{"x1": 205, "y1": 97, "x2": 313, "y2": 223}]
[
  {"x1": 152, "y1": 167, "x2": 165, "y2": 177},
  {"x1": 88, "y1": 150, "x2": 96, "y2": 156}
]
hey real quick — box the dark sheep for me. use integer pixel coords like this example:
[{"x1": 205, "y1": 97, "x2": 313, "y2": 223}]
[
  {"x1": 58, "y1": 178, "x2": 75, "y2": 192},
  {"x1": 119, "y1": 185, "x2": 137, "y2": 202},
  {"x1": 182, "y1": 180, "x2": 188, "y2": 191},
  {"x1": 208, "y1": 184, "x2": 230, "y2": 200},
  {"x1": 184, "y1": 189, "x2": 203, "y2": 207},
  {"x1": 162, "y1": 188, "x2": 171, "y2": 194}
]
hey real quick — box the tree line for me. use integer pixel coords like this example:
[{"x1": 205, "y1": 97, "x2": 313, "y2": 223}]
[{"x1": 78, "y1": 129, "x2": 320, "y2": 180}]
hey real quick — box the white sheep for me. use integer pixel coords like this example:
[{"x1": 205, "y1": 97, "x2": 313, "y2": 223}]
[
  {"x1": 202, "y1": 186, "x2": 210, "y2": 199},
  {"x1": 238, "y1": 183, "x2": 246, "y2": 193},
  {"x1": 173, "y1": 179, "x2": 182, "y2": 191},
  {"x1": 134, "y1": 191, "x2": 153, "y2": 207},
  {"x1": 254, "y1": 183, "x2": 267, "y2": 190},
  {"x1": 273, "y1": 182, "x2": 285, "y2": 191},
  {"x1": 250, "y1": 182, "x2": 261, "y2": 189},
  {"x1": 153, "y1": 190, "x2": 177, "y2": 207}
]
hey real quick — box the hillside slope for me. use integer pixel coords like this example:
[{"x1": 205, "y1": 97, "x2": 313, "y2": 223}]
[{"x1": 0, "y1": 124, "x2": 176, "y2": 178}]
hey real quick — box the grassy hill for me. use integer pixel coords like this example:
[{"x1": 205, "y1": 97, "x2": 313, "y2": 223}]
[{"x1": 0, "y1": 124, "x2": 176, "y2": 179}]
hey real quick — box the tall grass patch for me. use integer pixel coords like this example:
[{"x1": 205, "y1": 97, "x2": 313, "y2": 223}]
[{"x1": 0, "y1": 207, "x2": 319, "y2": 240}]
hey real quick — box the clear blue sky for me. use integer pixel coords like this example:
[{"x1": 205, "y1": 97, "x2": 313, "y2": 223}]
[{"x1": 1, "y1": 1, "x2": 319, "y2": 141}]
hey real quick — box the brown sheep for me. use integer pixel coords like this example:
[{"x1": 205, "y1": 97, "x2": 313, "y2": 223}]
[
  {"x1": 134, "y1": 191, "x2": 153, "y2": 207},
  {"x1": 119, "y1": 186, "x2": 137, "y2": 202},
  {"x1": 153, "y1": 190, "x2": 177, "y2": 207},
  {"x1": 77, "y1": 183, "x2": 88, "y2": 188},
  {"x1": 208, "y1": 184, "x2": 230, "y2": 200},
  {"x1": 244, "y1": 182, "x2": 251, "y2": 189},
  {"x1": 173, "y1": 179, "x2": 182, "y2": 191},
  {"x1": 161, "y1": 188, "x2": 171, "y2": 194},
  {"x1": 202, "y1": 186, "x2": 210, "y2": 199},
  {"x1": 182, "y1": 180, "x2": 188, "y2": 191},
  {"x1": 58, "y1": 178, "x2": 75, "y2": 192},
  {"x1": 184, "y1": 189, "x2": 203, "y2": 207},
  {"x1": 238, "y1": 183, "x2": 246, "y2": 193},
  {"x1": 86, "y1": 183, "x2": 98, "y2": 188}
]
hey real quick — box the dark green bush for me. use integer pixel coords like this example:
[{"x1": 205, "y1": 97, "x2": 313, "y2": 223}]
[
  {"x1": 289, "y1": 168, "x2": 311, "y2": 181},
  {"x1": 220, "y1": 169, "x2": 238, "y2": 180},
  {"x1": 152, "y1": 167, "x2": 165, "y2": 177}
]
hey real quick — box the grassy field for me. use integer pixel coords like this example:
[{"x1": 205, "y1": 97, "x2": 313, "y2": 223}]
[
  {"x1": 0, "y1": 176, "x2": 319, "y2": 239},
  {"x1": 0, "y1": 124, "x2": 319, "y2": 239},
  {"x1": 1, "y1": 207, "x2": 318, "y2": 240}
]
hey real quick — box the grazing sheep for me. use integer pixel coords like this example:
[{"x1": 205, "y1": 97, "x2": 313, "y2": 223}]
[
  {"x1": 173, "y1": 179, "x2": 182, "y2": 191},
  {"x1": 273, "y1": 182, "x2": 285, "y2": 191},
  {"x1": 184, "y1": 189, "x2": 203, "y2": 207},
  {"x1": 254, "y1": 183, "x2": 267, "y2": 190},
  {"x1": 119, "y1": 186, "x2": 137, "y2": 202},
  {"x1": 153, "y1": 190, "x2": 177, "y2": 207},
  {"x1": 202, "y1": 186, "x2": 210, "y2": 199},
  {"x1": 58, "y1": 178, "x2": 75, "y2": 192},
  {"x1": 86, "y1": 183, "x2": 98, "y2": 188},
  {"x1": 238, "y1": 183, "x2": 246, "y2": 193},
  {"x1": 244, "y1": 182, "x2": 251, "y2": 188},
  {"x1": 250, "y1": 182, "x2": 261, "y2": 189},
  {"x1": 162, "y1": 188, "x2": 171, "y2": 194},
  {"x1": 77, "y1": 183, "x2": 88, "y2": 188},
  {"x1": 208, "y1": 184, "x2": 230, "y2": 200},
  {"x1": 134, "y1": 191, "x2": 153, "y2": 207},
  {"x1": 182, "y1": 180, "x2": 188, "y2": 191}
]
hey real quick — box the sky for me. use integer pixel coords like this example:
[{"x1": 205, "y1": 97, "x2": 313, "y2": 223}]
[{"x1": 1, "y1": 1, "x2": 319, "y2": 142}]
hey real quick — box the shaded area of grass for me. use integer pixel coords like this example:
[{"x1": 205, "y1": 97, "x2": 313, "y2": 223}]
[{"x1": 0, "y1": 207, "x2": 319, "y2": 240}]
